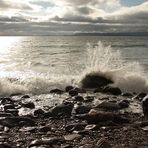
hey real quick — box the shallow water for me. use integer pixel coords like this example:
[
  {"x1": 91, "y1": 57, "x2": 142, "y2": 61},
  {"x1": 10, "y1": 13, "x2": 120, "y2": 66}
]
[{"x1": 0, "y1": 36, "x2": 148, "y2": 96}]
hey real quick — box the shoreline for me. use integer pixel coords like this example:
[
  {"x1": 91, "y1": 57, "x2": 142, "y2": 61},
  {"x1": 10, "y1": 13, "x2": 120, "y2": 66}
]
[{"x1": 0, "y1": 85, "x2": 148, "y2": 148}]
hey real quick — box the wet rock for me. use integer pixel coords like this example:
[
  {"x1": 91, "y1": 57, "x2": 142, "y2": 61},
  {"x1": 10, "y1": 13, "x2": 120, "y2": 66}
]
[
  {"x1": 0, "y1": 116, "x2": 35, "y2": 127},
  {"x1": 81, "y1": 73, "x2": 113, "y2": 89},
  {"x1": 94, "y1": 88, "x2": 103, "y2": 93},
  {"x1": 73, "y1": 87, "x2": 86, "y2": 93},
  {"x1": 102, "y1": 86, "x2": 122, "y2": 95},
  {"x1": 121, "y1": 92, "x2": 133, "y2": 97},
  {"x1": 65, "y1": 123, "x2": 87, "y2": 132},
  {"x1": 0, "y1": 113, "x2": 14, "y2": 117},
  {"x1": 84, "y1": 96, "x2": 94, "y2": 102},
  {"x1": 74, "y1": 96, "x2": 84, "y2": 102},
  {"x1": 75, "y1": 111, "x2": 129, "y2": 124},
  {"x1": 51, "y1": 102, "x2": 73, "y2": 117},
  {"x1": 133, "y1": 93, "x2": 147, "y2": 101},
  {"x1": 69, "y1": 89, "x2": 78, "y2": 96},
  {"x1": 29, "y1": 137, "x2": 65, "y2": 147},
  {"x1": 64, "y1": 134, "x2": 82, "y2": 141},
  {"x1": 4, "y1": 104, "x2": 15, "y2": 110},
  {"x1": 118, "y1": 100, "x2": 129, "y2": 109},
  {"x1": 85, "y1": 124, "x2": 100, "y2": 130},
  {"x1": 142, "y1": 95, "x2": 148, "y2": 116},
  {"x1": 96, "y1": 101, "x2": 121, "y2": 111},
  {"x1": 97, "y1": 138, "x2": 112, "y2": 148},
  {"x1": 1, "y1": 98, "x2": 13, "y2": 104},
  {"x1": 75, "y1": 105, "x2": 91, "y2": 114},
  {"x1": 21, "y1": 102, "x2": 35, "y2": 109},
  {"x1": 34, "y1": 109, "x2": 45, "y2": 117},
  {"x1": 5, "y1": 109, "x2": 19, "y2": 116},
  {"x1": 65, "y1": 86, "x2": 74, "y2": 92},
  {"x1": 21, "y1": 95, "x2": 30, "y2": 99},
  {"x1": 39, "y1": 126, "x2": 51, "y2": 133},
  {"x1": 19, "y1": 127, "x2": 36, "y2": 133},
  {"x1": 50, "y1": 89, "x2": 64, "y2": 94},
  {"x1": 0, "y1": 143, "x2": 12, "y2": 148}
]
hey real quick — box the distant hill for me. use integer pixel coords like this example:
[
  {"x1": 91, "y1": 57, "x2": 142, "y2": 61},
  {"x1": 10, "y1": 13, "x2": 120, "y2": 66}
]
[{"x1": 74, "y1": 32, "x2": 148, "y2": 36}]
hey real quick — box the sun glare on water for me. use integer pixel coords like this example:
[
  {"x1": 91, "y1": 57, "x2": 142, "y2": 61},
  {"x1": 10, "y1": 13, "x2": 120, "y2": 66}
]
[{"x1": 0, "y1": 36, "x2": 21, "y2": 55}]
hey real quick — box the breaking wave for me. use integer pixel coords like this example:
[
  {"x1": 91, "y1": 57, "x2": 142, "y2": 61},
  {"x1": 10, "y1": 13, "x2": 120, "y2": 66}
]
[{"x1": 0, "y1": 41, "x2": 148, "y2": 96}]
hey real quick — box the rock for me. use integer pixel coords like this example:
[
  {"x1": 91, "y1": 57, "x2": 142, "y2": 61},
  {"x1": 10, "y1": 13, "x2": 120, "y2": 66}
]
[
  {"x1": 19, "y1": 127, "x2": 36, "y2": 133},
  {"x1": 50, "y1": 89, "x2": 64, "y2": 94},
  {"x1": 0, "y1": 143, "x2": 12, "y2": 148},
  {"x1": 0, "y1": 116, "x2": 35, "y2": 127},
  {"x1": 81, "y1": 73, "x2": 113, "y2": 89},
  {"x1": 51, "y1": 102, "x2": 73, "y2": 117},
  {"x1": 121, "y1": 92, "x2": 133, "y2": 97},
  {"x1": 29, "y1": 137, "x2": 65, "y2": 147},
  {"x1": 21, "y1": 102, "x2": 35, "y2": 109},
  {"x1": 97, "y1": 138, "x2": 112, "y2": 148},
  {"x1": 64, "y1": 134, "x2": 82, "y2": 141},
  {"x1": 73, "y1": 88, "x2": 86, "y2": 93},
  {"x1": 133, "y1": 93, "x2": 147, "y2": 101},
  {"x1": 85, "y1": 124, "x2": 100, "y2": 130},
  {"x1": 4, "y1": 104, "x2": 15, "y2": 110},
  {"x1": 65, "y1": 123, "x2": 87, "y2": 132},
  {"x1": 39, "y1": 126, "x2": 51, "y2": 133},
  {"x1": 65, "y1": 86, "x2": 74, "y2": 92},
  {"x1": 74, "y1": 96, "x2": 84, "y2": 102},
  {"x1": 96, "y1": 101, "x2": 121, "y2": 111},
  {"x1": 142, "y1": 95, "x2": 148, "y2": 116},
  {"x1": 75, "y1": 111, "x2": 129, "y2": 124},
  {"x1": 34, "y1": 109, "x2": 45, "y2": 117},
  {"x1": 84, "y1": 96, "x2": 94, "y2": 102},
  {"x1": 75, "y1": 105, "x2": 91, "y2": 114},
  {"x1": 94, "y1": 88, "x2": 103, "y2": 93},
  {"x1": 102, "y1": 86, "x2": 122, "y2": 95},
  {"x1": 21, "y1": 95, "x2": 30, "y2": 99},
  {"x1": 1, "y1": 98, "x2": 13, "y2": 104},
  {"x1": 0, "y1": 113, "x2": 14, "y2": 117},
  {"x1": 69, "y1": 89, "x2": 78, "y2": 96},
  {"x1": 118, "y1": 100, "x2": 129, "y2": 109},
  {"x1": 5, "y1": 109, "x2": 19, "y2": 116}
]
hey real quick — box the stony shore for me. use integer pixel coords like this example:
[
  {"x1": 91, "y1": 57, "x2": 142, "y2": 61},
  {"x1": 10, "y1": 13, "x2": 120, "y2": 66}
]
[{"x1": 0, "y1": 85, "x2": 148, "y2": 148}]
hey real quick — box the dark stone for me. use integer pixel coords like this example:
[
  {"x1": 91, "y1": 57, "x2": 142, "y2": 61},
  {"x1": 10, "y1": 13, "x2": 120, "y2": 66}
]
[
  {"x1": 94, "y1": 88, "x2": 103, "y2": 93},
  {"x1": 21, "y1": 95, "x2": 30, "y2": 99},
  {"x1": 5, "y1": 109, "x2": 19, "y2": 116},
  {"x1": 121, "y1": 92, "x2": 133, "y2": 97},
  {"x1": 84, "y1": 96, "x2": 94, "y2": 102},
  {"x1": 73, "y1": 87, "x2": 86, "y2": 93},
  {"x1": 81, "y1": 73, "x2": 113, "y2": 89},
  {"x1": 0, "y1": 113, "x2": 14, "y2": 117},
  {"x1": 1, "y1": 98, "x2": 13, "y2": 104},
  {"x1": 102, "y1": 86, "x2": 122, "y2": 95},
  {"x1": 69, "y1": 89, "x2": 78, "y2": 96},
  {"x1": 50, "y1": 88, "x2": 64, "y2": 94},
  {"x1": 0, "y1": 143, "x2": 12, "y2": 148},
  {"x1": 4, "y1": 104, "x2": 15, "y2": 110},
  {"x1": 50, "y1": 102, "x2": 73, "y2": 117},
  {"x1": 65, "y1": 86, "x2": 74, "y2": 92},
  {"x1": 137, "y1": 93, "x2": 147, "y2": 101},
  {"x1": 96, "y1": 101, "x2": 121, "y2": 111},
  {"x1": 142, "y1": 96, "x2": 148, "y2": 116},
  {"x1": 29, "y1": 137, "x2": 65, "y2": 147},
  {"x1": 65, "y1": 123, "x2": 87, "y2": 132},
  {"x1": 74, "y1": 96, "x2": 84, "y2": 102},
  {"x1": 21, "y1": 102, "x2": 35, "y2": 109},
  {"x1": 39, "y1": 126, "x2": 51, "y2": 133},
  {"x1": 97, "y1": 138, "x2": 112, "y2": 148},
  {"x1": 118, "y1": 100, "x2": 129, "y2": 109},
  {"x1": 34, "y1": 109, "x2": 45, "y2": 117},
  {"x1": 75, "y1": 105, "x2": 91, "y2": 114},
  {"x1": 76, "y1": 111, "x2": 129, "y2": 124},
  {"x1": 0, "y1": 116, "x2": 35, "y2": 127}
]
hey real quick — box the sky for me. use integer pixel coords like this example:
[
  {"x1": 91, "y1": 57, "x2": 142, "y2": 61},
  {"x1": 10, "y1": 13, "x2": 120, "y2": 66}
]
[{"x1": 0, "y1": 0, "x2": 147, "y2": 35}]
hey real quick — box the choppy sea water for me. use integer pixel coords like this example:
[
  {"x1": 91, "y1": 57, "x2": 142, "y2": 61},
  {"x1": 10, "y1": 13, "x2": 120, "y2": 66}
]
[{"x1": 0, "y1": 36, "x2": 148, "y2": 96}]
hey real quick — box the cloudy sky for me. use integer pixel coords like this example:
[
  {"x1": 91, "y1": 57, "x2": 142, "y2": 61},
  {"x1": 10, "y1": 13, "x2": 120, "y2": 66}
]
[{"x1": 0, "y1": 0, "x2": 147, "y2": 35}]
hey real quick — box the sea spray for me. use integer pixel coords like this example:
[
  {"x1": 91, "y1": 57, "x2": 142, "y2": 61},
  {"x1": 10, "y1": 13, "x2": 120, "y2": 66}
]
[{"x1": 80, "y1": 41, "x2": 148, "y2": 93}]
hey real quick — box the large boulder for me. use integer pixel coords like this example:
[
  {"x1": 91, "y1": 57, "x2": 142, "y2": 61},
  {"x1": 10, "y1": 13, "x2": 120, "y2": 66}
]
[{"x1": 81, "y1": 73, "x2": 113, "y2": 89}]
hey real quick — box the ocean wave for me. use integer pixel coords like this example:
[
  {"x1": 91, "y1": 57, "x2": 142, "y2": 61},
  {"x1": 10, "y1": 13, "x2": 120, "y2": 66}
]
[{"x1": 0, "y1": 41, "x2": 148, "y2": 96}]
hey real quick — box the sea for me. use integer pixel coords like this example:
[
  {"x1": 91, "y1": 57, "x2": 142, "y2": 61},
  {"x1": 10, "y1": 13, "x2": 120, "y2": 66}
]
[{"x1": 0, "y1": 36, "x2": 148, "y2": 97}]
